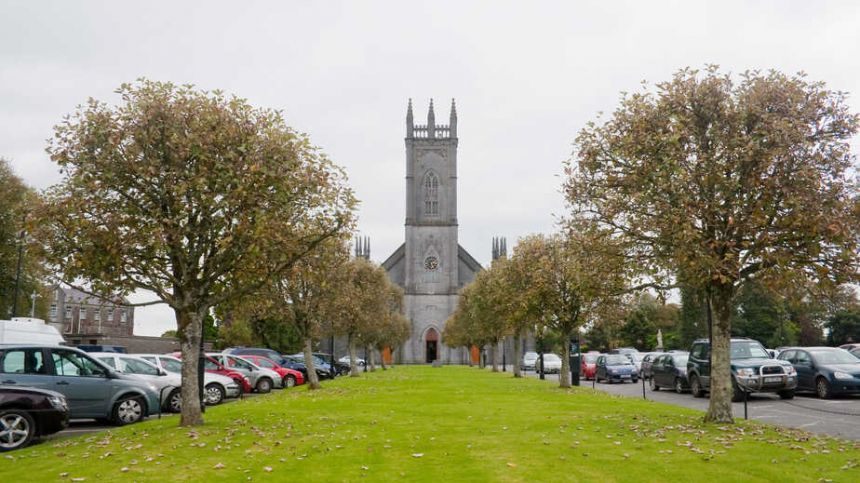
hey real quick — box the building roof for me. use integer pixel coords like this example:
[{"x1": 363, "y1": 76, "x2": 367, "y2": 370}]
[{"x1": 55, "y1": 286, "x2": 130, "y2": 307}]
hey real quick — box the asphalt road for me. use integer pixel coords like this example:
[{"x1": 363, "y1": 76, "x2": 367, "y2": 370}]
[{"x1": 521, "y1": 367, "x2": 860, "y2": 441}]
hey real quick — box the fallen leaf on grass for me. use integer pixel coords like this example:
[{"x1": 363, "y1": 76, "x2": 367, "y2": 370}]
[
  {"x1": 263, "y1": 467, "x2": 273, "y2": 472},
  {"x1": 412, "y1": 453, "x2": 424, "y2": 458},
  {"x1": 214, "y1": 463, "x2": 225, "y2": 469},
  {"x1": 506, "y1": 462, "x2": 517, "y2": 468}
]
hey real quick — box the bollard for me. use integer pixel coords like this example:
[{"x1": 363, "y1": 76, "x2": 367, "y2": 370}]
[{"x1": 642, "y1": 375, "x2": 646, "y2": 400}]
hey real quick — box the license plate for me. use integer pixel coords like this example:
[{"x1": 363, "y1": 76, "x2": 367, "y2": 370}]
[
  {"x1": 621, "y1": 375, "x2": 631, "y2": 378},
  {"x1": 764, "y1": 376, "x2": 781, "y2": 383}
]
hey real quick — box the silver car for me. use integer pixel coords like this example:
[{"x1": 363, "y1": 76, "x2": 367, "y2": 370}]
[
  {"x1": 0, "y1": 345, "x2": 160, "y2": 425},
  {"x1": 92, "y1": 353, "x2": 183, "y2": 413},
  {"x1": 137, "y1": 354, "x2": 240, "y2": 404},
  {"x1": 208, "y1": 353, "x2": 282, "y2": 393}
]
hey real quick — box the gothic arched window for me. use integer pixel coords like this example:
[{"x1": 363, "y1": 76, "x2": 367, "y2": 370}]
[{"x1": 424, "y1": 171, "x2": 439, "y2": 216}]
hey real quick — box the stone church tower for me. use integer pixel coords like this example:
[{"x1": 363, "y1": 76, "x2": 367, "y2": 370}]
[{"x1": 382, "y1": 99, "x2": 482, "y2": 364}]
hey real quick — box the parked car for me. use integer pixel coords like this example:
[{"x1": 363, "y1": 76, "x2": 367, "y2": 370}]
[
  {"x1": 314, "y1": 353, "x2": 350, "y2": 376},
  {"x1": 580, "y1": 352, "x2": 600, "y2": 380},
  {"x1": 169, "y1": 352, "x2": 253, "y2": 394},
  {"x1": 0, "y1": 345, "x2": 160, "y2": 425},
  {"x1": 338, "y1": 355, "x2": 365, "y2": 367},
  {"x1": 522, "y1": 352, "x2": 538, "y2": 371},
  {"x1": 92, "y1": 352, "x2": 182, "y2": 413},
  {"x1": 838, "y1": 343, "x2": 860, "y2": 351},
  {"x1": 639, "y1": 352, "x2": 667, "y2": 380},
  {"x1": 649, "y1": 353, "x2": 690, "y2": 393},
  {"x1": 851, "y1": 348, "x2": 860, "y2": 359},
  {"x1": 286, "y1": 354, "x2": 336, "y2": 379},
  {"x1": 595, "y1": 354, "x2": 638, "y2": 383},
  {"x1": 207, "y1": 353, "x2": 282, "y2": 393},
  {"x1": 777, "y1": 347, "x2": 860, "y2": 398},
  {"x1": 137, "y1": 354, "x2": 240, "y2": 404},
  {"x1": 628, "y1": 352, "x2": 659, "y2": 375},
  {"x1": 0, "y1": 386, "x2": 68, "y2": 451},
  {"x1": 538, "y1": 353, "x2": 562, "y2": 374},
  {"x1": 687, "y1": 338, "x2": 797, "y2": 402},
  {"x1": 75, "y1": 345, "x2": 127, "y2": 354},
  {"x1": 238, "y1": 355, "x2": 304, "y2": 388},
  {"x1": 223, "y1": 347, "x2": 310, "y2": 380},
  {"x1": 609, "y1": 348, "x2": 639, "y2": 356}
]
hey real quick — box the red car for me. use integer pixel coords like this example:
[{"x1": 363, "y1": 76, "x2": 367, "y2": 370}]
[
  {"x1": 581, "y1": 352, "x2": 601, "y2": 380},
  {"x1": 168, "y1": 352, "x2": 253, "y2": 394},
  {"x1": 238, "y1": 355, "x2": 305, "y2": 388}
]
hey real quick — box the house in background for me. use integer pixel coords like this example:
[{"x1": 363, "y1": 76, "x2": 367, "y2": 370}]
[{"x1": 49, "y1": 286, "x2": 134, "y2": 343}]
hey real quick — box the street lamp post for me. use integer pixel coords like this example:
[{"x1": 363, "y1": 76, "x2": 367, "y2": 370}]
[{"x1": 11, "y1": 224, "x2": 25, "y2": 317}]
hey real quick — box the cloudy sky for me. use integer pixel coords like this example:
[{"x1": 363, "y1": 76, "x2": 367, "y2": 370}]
[{"x1": 2, "y1": 1, "x2": 859, "y2": 336}]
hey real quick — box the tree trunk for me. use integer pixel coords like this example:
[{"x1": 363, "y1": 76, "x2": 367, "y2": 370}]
[
  {"x1": 492, "y1": 338, "x2": 501, "y2": 372},
  {"x1": 559, "y1": 333, "x2": 571, "y2": 388},
  {"x1": 705, "y1": 288, "x2": 735, "y2": 423},
  {"x1": 303, "y1": 338, "x2": 321, "y2": 390},
  {"x1": 367, "y1": 346, "x2": 376, "y2": 371},
  {"x1": 378, "y1": 346, "x2": 387, "y2": 370},
  {"x1": 177, "y1": 308, "x2": 204, "y2": 426},
  {"x1": 348, "y1": 334, "x2": 360, "y2": 377},
  {"x1": 513, "y1": 333, "x2": 523, "y2": 378}
]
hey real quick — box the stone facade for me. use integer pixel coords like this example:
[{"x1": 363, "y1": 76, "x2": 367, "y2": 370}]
[
  {"x1": 382, "y1": 99, "x2": 482, "y2": 364},
  {"x1": 49, "y1": 286, "x2": 134, "y2": 338}
]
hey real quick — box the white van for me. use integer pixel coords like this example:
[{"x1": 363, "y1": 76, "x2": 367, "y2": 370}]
[{"x1": 0, "y1": 317, "x2": 65, "y2": 346}]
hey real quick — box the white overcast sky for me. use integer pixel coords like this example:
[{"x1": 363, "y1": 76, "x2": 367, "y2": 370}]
[{"x1": 2, "y1": 1, "x2": 859, "y2": 336}]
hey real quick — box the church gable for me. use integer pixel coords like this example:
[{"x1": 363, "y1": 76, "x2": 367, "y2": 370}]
[
  {"x1": 457, "y1": 245, "x2": 482, "y2": 288},
  {"x1": 381, "y1": 243, "x2": 406, "y2": 288}
]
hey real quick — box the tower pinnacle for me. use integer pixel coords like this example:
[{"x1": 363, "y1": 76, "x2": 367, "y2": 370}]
[
  {"x1": 450, "y1": 98, "x2": 457, "y2": 138},
  {"x1": 428, "y1": 98, "x2": 435, "y2": 138},
  {"x1": 406, "y1": 98, "x2": 414, "y2": 137}
]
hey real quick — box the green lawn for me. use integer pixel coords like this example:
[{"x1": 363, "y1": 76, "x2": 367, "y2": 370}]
[{"x1": 2, "y1": 366, "x2": 858, "y2": 482}]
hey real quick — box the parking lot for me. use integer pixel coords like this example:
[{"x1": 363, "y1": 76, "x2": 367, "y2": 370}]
[{"x1": 522, "y1": 368, "x2": 860, "y2": 440}]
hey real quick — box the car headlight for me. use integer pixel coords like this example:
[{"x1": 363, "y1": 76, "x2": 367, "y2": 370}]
[
  {"x1": 736, "y1": 368, "x2": 756, "y2": 377},
  {"x1": 833, "y1": 371, "x2": 852, "y2": 380},
  {"x1": 784, "y1": 366, "x2": 796, "y2": 376},
  {"x1": 48, "y1": 395, "x2": 68, "y2": 410}
]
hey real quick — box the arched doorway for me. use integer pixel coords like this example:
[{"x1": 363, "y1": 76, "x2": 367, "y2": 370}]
[{"x1": 425, "y1": 328, "x2": 439, "y2": 363}]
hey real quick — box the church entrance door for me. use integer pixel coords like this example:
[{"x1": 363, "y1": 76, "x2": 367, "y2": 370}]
[{"x1": 425, "y1": 328, "x2": 439, "y2": 363}]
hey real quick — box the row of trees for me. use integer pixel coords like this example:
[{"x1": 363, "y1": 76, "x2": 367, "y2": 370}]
[
  {"x1": 445, "y1": 227, "x2": 628, "y2": 388},
  {"x1": 219, "y1": 244, "x2": 410, "y2": 387},
  {"x1": 448, "y1": 67, "x2": 860, "y2": 425},
  {"x1": 20, "y1": 79, "x2": 403, "y2": 426}
]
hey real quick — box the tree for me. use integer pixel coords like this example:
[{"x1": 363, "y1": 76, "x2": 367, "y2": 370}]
[
  {"x1": 566, "y1": 67, "x2": 860, "y2": 422},
  {"x1": 0, "y1": 159, "x2": 48, "y2": 319},
  {"x1": 362, "y1": 283, "x2": 409, "y2": 371},
  {"x1": 36, "y1": 80, "x2": 355, "y2": 425},
  {"x1": 731, "y1": 280, "x2": 796, "y2": 348},
  {"x1": 515, "y1": 229, "x2": 627, "y2": 388}
]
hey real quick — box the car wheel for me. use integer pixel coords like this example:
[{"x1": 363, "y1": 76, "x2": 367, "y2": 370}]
[
  {"x1": 649, "y1": 377, "x2": 659, "y2": 391},
  {"x1": 816, "y1": 377, "x2": 832, "y2": 399},
  {"x1": 283, "y1": 375, "x2": 297, "y2": 388},
  {"x1": 205, "y1": 383, "x2": 226, "y2": 405},
  {"x1": 690, "y1": 375, "x2": 704, "y2": 398},
  {"x1": 0, "y1": 409, "x2": 36, "y2": 452},
  {"x1": 778, "y1": 390, "x2": 795, "y2": 400},
  {"x1": 167, "y1": 388, "x2": 182, "y2": 413},
  {"x1": 255, "y1": 378, "x2": 272, "y2": 394},
  {"x1": 674, "y1": 378, "x2": 685, "y2": 394},
  {"x1": 112, "y1": 396, "x2": 146, "y2": 425}
]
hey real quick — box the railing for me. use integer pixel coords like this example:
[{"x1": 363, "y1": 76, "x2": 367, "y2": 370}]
[{"x1": 411, "y1": 124, "x2": 452, "y2": 138}]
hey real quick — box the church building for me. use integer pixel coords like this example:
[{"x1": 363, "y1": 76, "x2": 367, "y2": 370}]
[{"x1": 381, "y1": 99, "x2": 482, "y2": 364}]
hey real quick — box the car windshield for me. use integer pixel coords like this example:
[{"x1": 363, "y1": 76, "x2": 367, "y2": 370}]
[
  {"x1": 544, "y1": 354, "x2": 560, "y2": 362},
  {"x1": 606, "y1": 355, "x2": 631, "y2": 365},
  {"x1": 524, "y1": 352, "x2": 537, "y2": 360},
  {"x1": 628, "y1": 353, "x2": 643, "y2": 362},
  {"x1": 228, "y1": 356, "x2": 256, "y2": 370},
  {"x1": 730, "y1": 341, "x2": 769, "y2": 359},
  {"x1": 672, "y1": 355, "x2": 689, "y2": 365},
  {"x1": 583, "y1": 354, "x2": 598, "y2": 363},
  {"x1": 811, "y1": 350, "x2": 860, "y2": 365},
  {"x1": 120, "y1": 357, "x2": 160, "y2": 375},
  {"x1": 160, "y1": 357, "x2": 183, "y2": 373}
]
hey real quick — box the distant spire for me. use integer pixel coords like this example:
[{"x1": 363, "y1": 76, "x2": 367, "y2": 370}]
[
  {"x1": 406, "y1": 98, "x2": 414, "y2": 138},
  {"x1": 428, "y1": 98, "x2": 435, "y2": 138},
  {"x1": 449, "y1": 98, "x2": 457, "y2": 138}
]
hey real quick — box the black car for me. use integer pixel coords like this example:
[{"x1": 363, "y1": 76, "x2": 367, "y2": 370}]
[
  {"x1": 286, "y1": 354, "x2": 335, "y2": 380},
  {"x1": 649, "y1": 353, "x2": 690, "y2": 394},
  {"x1": 777, "y1": 347, "x2": 860, "y2": 398},
  {"x1": 686, "y1": 338, "x2": 797, "y2": 402},
  {"x1": 313, "y1": 353, "x2": 350, "y2": 376},
  {"x1": 0, "y1": 386, "x2": 69, "y2": 451}
]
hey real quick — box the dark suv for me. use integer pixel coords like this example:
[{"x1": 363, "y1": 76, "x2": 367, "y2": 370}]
[{"x1": 686, "y1": 338, "x2": 797, "y2": 401}]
